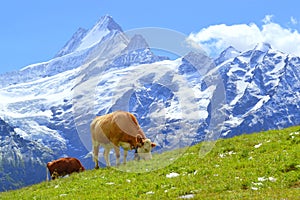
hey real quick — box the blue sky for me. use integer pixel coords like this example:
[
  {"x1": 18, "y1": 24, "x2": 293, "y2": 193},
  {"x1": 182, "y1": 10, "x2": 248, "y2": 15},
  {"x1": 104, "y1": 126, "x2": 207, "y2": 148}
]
[{"x1": 0, "y1": 0, "x2": 299, "y2": 74}]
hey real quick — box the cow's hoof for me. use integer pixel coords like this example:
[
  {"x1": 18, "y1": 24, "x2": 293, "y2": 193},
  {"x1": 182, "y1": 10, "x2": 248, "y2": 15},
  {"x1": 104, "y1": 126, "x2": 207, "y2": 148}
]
[{"x1": 95, "y1": 166, "x2": 99, "y2": 170}]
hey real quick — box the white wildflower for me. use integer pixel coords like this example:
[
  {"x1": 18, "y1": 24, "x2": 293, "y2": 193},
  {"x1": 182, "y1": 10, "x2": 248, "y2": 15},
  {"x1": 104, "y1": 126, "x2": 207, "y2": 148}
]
[
  {"x1": 258, "y1": 177, "x2": 267, "y2": 182},
  {"x1": 268, "y1": 177, "x2": 277, "y2": 182},
  {"x1": 254, "y1": 143, "x2": 262, "y2": 148},
  {"x1": 179, "y1": 194, "x2": 195, "y2": 199},
  {"x1": 219, "y1": 153, "x2": 225, "y2": 158},
  {"x1": 251, "y1": 187, "x2": 259, "y2": 190},
  {"x1": 166, "y1": 172, "x2": 180, "y2": 178},
  {"x1": 252, "y1": 182, "x2": 263, "y2": 186},
  {"x1": 290, "y1": 132, "x2": 299, "y2": 135},
  {"x1": 146, "y1": 191, "x2": 154, "y2": 195},
  {"x1": 219, "y1": 151, "x2": 236, "y2": 158}
]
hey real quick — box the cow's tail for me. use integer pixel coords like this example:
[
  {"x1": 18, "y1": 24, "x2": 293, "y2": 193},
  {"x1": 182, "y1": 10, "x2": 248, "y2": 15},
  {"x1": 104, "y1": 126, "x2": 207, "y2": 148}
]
[{"x1": 46, "y1": 166, "x2": 49, "y2": 182}]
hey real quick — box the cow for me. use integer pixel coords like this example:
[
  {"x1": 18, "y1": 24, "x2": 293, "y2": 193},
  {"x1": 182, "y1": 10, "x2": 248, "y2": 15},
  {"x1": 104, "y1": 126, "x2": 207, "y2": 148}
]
[
  {"x1": 47, "y1": 157, "x2": 85, "y2": 180},
  {"x1": 90, "y1": 111, "x2": 156, "y2": 169}
]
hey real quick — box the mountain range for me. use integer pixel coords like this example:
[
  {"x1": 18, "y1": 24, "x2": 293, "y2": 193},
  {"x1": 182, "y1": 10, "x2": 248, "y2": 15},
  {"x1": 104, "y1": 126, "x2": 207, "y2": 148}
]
[{"x1": 0, "y1": 15, "x2": 299, "y2": 191}]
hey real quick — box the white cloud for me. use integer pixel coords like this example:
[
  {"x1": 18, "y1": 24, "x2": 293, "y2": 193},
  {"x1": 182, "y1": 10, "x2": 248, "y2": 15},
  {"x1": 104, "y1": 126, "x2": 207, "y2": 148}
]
[
  {"x1": 262, "y1": 15, "x2": 274, "y2": 24},
  {"x1": 188, "y1": 15, "x2": 300, "y2": 57},
  {"x1": 291, "y1": 16, "x2": 298, "y2": 25}
]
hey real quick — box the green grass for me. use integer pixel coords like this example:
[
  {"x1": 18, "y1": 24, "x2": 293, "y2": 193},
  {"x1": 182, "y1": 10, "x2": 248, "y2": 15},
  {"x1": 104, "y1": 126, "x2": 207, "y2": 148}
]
[{"x1": 1, "y1": 126, "x2": 299, "y2": 199}]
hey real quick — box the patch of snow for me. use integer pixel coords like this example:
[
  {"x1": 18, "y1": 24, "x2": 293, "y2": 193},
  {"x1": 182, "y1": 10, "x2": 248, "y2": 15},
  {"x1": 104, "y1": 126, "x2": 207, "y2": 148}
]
[
  {"x1": 247, "y1": 95, "x2": 271, "y2": 114},
  {"x1": 76, "y1": 29, "x2": 110, "y2": 51}
]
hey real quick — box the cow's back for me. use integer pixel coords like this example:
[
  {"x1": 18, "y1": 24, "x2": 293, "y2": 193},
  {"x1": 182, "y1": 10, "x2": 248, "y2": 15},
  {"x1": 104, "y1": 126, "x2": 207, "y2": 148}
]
[
  {"x1": 47, "y1": 157, "x2": 84, "y2": 176},
  {"x1": 111, "y1": 111, "x2": 146, "y2": 142},
  {"x1": 90, "y1": 113, "x2": 114, "y2": 144},
  {"x1": 66, "y1": 157, "x2": 85, "y2": 173},
  {"x1": 91, "y1": 111, "x2": 146, "y2": 145}
]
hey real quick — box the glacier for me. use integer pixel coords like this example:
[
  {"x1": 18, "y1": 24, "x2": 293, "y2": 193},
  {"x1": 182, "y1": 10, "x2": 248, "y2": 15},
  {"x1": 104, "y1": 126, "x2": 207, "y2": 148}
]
[{"x1": 1, "y1": 15, "x2": 300, "y2": 191}]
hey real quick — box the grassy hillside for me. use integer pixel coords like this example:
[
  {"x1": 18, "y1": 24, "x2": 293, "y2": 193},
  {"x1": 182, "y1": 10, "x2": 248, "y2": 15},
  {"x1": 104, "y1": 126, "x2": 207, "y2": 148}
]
[{"x1": 1, "y1": 126, "x2": 299, "y2": 199}]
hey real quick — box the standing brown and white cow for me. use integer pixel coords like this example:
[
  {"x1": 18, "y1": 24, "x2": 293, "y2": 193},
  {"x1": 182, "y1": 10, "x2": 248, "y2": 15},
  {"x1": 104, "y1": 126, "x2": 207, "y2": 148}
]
[
  {"x1": 47, "y1": 157, "x2": 85, "y2": 180},
  {"x1": 90, "y1": 111, "x2": 156, "y2": 168}
]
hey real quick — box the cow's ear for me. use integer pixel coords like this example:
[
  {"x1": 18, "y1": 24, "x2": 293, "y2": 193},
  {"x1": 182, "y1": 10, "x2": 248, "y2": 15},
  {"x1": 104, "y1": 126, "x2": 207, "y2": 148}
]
[
  {"x1": 136, "y1": 134, "x2": 143, "y2": 144},
  {"x1": 151, "y1": 142, "x2": 157, "y2": 148}
]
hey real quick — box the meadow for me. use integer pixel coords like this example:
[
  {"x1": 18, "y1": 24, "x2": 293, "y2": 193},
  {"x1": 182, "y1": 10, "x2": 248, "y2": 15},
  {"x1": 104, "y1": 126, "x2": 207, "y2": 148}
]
[{"x1": 1, "y1": 126, "x2": 299, "y2": 199}]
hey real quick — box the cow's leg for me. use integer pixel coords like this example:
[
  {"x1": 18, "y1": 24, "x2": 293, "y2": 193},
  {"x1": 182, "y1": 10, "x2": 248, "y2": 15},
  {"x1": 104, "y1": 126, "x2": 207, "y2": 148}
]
[
  {"x1": 123, "y1": 150, "x2": 128, "y2": 165},
  {"x1": 119, "y1": 142, "x2": 130, "y2": 165},
  {"x1": 134, "y1": 148, "x2": 140, "y2": 161},
  {"x1": 93, "y1": 144, "x2": 100, "y2": 169},
  {"x1": 104, "y1": 146, "x2": 111, "y2": 167},
  {"x1": 114, "y1": 146, "x2": 121, "y2": 166}
]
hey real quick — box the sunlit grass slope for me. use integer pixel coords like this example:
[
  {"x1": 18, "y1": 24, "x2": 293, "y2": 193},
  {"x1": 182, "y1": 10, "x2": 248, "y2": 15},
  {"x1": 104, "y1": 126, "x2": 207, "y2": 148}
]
[{"x1": 1, "y1": 126, "x2": 299, "y2": 199}]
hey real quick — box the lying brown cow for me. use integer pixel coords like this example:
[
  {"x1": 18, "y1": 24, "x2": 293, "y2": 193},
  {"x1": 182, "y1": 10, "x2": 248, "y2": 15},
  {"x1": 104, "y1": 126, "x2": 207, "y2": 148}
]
[
  {"x1": 47, "y1": 157, "x2": 85, "y2": 180},
  {"x1": 90, "y1": 111, "x2": 156, "y2": 168}
]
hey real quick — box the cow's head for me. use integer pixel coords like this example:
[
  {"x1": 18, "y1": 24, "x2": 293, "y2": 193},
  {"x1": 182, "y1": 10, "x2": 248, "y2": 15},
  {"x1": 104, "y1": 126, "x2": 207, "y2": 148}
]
[{"x1": 136, "y1": 135, "x2": 156, "y2": 160}]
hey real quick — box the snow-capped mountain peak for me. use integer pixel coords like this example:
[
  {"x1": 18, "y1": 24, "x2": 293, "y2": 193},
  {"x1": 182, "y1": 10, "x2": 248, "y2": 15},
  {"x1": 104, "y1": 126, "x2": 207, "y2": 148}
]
[
  {"x1": 55, "y1": 27, "x2": 88, "y2": 57},
  {"x1": 0, "y1": 15, "x2": 126, "y2": 89},
  {"x1": 253, "y1": 42, "x2": 272, "y2": 53},
  {"x1": 95, "y1": 15, "x2": 123, "y2": 32},
  {"x1": 215, "y1": 46, "x2": 241, "y2": 65},
  {"x1": 125, "y1": 34, "x2": 149, "y2": 52},
  {"x1": 220, "y1": 46, "x2": 241, "y2": 59},
  {"x1": 58, "y1": 15, "x2": 123, "y2": 55},
  {"x1": 76, "y1": 15, "x2": 123, "y2": 52}
]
